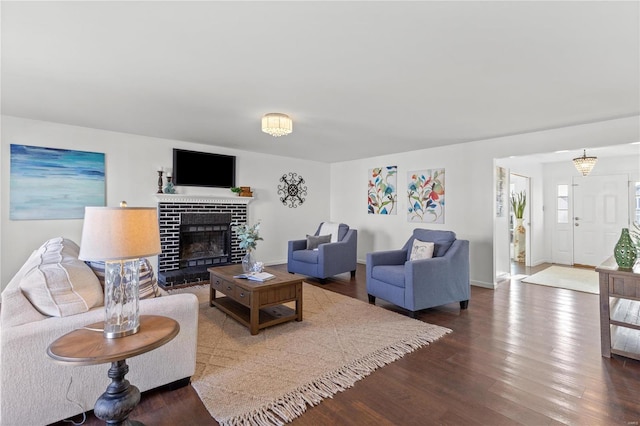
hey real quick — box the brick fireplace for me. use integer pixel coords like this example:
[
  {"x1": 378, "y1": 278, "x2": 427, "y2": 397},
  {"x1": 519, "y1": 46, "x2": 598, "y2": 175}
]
[{"x1": 156, "y1": 194, "x2": 253, "y2": 287}]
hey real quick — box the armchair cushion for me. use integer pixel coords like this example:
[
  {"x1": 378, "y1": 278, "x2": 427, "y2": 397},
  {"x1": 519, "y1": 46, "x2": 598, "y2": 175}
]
[
  {"x1": 306, "y1": 234, "x2": 332, "y2": 250},
  {"x1": 405, "y1": 229, "x2": 456, "y2": 260},
  {"x1": 371, "y1": 265, "x2": 405, "y2": 288},
  {"x1": 292, "y1": 249, "x2": 319, "y2": 263}
]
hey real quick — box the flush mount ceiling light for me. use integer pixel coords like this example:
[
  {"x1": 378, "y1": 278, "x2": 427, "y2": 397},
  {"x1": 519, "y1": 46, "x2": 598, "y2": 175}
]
[
  {"x1": 573, "y1": 149, "x2": 598, "y2": 176},
  {"x1": 261, "y1": 113, "x2": 292, "y2": 137}
]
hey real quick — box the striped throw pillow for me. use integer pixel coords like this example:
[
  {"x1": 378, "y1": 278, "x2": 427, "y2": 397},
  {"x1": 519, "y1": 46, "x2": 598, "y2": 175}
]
[{"x1": 87, "y1": 258, "x2": 161, "y2": 299}]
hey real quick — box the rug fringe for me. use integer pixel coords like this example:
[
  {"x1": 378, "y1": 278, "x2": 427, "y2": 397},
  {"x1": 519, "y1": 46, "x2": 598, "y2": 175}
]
[{"x1": 218, "y1": 329, "x2": 450, "y2": 426}]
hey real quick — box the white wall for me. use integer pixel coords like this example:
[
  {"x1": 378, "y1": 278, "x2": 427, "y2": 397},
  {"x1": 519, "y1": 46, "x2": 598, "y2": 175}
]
[
  {"x1": 330, "y1": 116, "x2": 640, "y2": 288},
  {"x1": 3, "y1": 115, "x2": 639, "y2": 290},
  {"x1": 1, "y1": 116, "x2": 331, "y2": 289}
]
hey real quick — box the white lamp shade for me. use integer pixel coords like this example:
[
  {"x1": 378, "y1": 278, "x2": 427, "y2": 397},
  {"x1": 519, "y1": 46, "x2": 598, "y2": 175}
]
[{"x1": 79, "y1": 207, "x2": 161, "y2": 261}]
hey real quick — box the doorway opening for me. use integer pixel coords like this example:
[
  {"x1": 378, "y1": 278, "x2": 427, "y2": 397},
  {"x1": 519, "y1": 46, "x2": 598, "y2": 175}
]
[{"x1": 510, "y1": 174, "x2": 530, "y2": 266}]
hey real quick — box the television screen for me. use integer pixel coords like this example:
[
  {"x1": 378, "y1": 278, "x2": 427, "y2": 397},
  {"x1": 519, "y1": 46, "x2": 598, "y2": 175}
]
[{"x1": 172, "y1": 149, "x2": 236, "y2": 188}]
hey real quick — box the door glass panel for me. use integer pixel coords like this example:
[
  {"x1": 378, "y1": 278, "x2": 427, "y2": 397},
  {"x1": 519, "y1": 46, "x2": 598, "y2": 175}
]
[
  {"x1": 558, "y1": 197, "x2": 569, "y2": 209},
  {"x1": 557, "y1": 184, "x2": 569, "y2": 224}
]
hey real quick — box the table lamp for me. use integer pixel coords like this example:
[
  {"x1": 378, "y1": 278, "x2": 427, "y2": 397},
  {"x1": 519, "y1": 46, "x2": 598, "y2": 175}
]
[{"x1": 79, "y1": 203, "x2": 161, "y2": 338}]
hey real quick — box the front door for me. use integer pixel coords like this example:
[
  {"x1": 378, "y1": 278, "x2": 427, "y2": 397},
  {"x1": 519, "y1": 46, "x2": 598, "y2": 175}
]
[{"x1": 573, "y1": 174, "x2": 629, "y2": 266}]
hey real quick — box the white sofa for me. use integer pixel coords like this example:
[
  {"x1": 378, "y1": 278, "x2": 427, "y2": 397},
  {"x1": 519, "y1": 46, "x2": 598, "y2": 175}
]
[{"x1": 0, "y1": 243, "x2": 199, "y2": 426}]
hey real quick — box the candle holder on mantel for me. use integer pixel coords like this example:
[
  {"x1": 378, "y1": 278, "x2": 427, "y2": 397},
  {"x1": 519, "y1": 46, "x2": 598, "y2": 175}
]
[{"x1": 157, "y1": 170, "x2": 164, "y2": 194}]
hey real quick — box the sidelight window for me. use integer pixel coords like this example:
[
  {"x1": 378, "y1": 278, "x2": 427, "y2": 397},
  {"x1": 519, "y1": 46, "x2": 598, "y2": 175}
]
[{"x1": 635, "y1": 182, "x2": 640, "y2": 223}]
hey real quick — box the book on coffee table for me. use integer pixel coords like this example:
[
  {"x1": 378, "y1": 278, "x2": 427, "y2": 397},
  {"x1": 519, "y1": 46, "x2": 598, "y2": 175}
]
[{"x1": 233, "y1": 272, "x2": 276, "y2": 282}]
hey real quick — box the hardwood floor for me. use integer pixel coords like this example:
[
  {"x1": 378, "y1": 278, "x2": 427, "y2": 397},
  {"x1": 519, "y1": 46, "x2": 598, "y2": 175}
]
[{"x1": 53, "y1": 263, "x2": 640, "y2": 426}]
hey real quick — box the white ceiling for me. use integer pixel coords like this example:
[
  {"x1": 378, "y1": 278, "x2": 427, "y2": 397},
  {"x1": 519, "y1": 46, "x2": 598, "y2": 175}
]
[{"x1": 2, "y1": 1, "x2": 639, "y2": 163}]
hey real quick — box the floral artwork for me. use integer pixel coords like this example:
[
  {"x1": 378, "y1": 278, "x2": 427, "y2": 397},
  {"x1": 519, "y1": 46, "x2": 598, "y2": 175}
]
[
  {"x1": 407, "y1": 169, "x2": 445, "y2": 223},
  {"x1": 368, "y1": 166, "x2": 397, "y2": 215}
]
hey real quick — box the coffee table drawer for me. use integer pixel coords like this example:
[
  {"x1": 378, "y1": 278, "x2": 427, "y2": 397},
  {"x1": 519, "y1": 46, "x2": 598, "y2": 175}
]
[
  {"x1": 234, "y1": 286, "x2": 252, "y2": 307},
  {"x1": 211, "y1": 278, "x2": 235, "y2": 297}
]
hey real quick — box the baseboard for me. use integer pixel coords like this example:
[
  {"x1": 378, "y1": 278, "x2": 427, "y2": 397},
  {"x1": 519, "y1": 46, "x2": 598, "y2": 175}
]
[
  {"x1": 530, "y1": 259, "x2": 549, "y2": 267},
  {"x1": 471, "y1": 280, "x2": 496, "y2": 289}
]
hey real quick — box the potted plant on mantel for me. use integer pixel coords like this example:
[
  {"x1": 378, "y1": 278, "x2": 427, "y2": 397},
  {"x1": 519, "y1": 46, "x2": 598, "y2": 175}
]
[
  {"x1": 230, "y1": 186, "x2": 253, "y2": 197},
  {"x1": 510, "y1": 191, "x2": 526, "y2": 263}
]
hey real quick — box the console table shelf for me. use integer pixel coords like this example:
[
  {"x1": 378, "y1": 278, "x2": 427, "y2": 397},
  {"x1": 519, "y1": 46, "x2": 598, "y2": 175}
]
[
  {"x1": 597, "y1": 257, "x2": 640, "y2": 360},
  {"x1": 610, "y1": 298, "x2": 640, "y2": 329}
]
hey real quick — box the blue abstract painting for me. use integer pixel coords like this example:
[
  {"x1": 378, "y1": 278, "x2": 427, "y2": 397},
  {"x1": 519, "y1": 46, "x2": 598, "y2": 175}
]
[{"x1": 10, "y1": 144, "x2": 105, "y2": 220}]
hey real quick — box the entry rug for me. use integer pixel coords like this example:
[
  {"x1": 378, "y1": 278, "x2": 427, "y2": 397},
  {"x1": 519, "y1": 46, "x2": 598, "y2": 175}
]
[
  {"x1": 173, "y1": 284, "x2": 451, "y2": 426},
  {"x1": 522, "y1": 265, "x2": 599, "y2": 294}
]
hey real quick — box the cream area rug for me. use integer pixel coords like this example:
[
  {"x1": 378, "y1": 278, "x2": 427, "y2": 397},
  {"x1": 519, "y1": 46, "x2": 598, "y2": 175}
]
[
  {"x1": 171, "y1": 283, "x2": 451, "y2": 426},
  {"x1": 522, "y1": 265, "x2": 599, "y2": 294}
]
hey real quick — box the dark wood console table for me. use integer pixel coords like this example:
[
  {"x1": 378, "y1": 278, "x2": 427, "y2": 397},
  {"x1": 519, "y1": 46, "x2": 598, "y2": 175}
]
[
  {"x1": 596, "y1": 257, "x2": 640, "y2": 360},
  {"x1": 47, "y1": 315, "x2": 179, "y2": 425}
]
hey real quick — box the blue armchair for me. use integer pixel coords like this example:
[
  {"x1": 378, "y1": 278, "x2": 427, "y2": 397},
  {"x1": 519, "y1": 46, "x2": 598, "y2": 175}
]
[
  {"x1": 366, "y1": 229, "x2": 469, "y2": 316},
  {"x1": 287, "y1": 222, "x2": 358, "y2": 281}
]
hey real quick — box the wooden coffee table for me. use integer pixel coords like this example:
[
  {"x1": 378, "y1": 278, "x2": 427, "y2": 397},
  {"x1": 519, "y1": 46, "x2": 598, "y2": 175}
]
[{"x1": 208, "y1": 265, "x2": 304, "y2": 335}]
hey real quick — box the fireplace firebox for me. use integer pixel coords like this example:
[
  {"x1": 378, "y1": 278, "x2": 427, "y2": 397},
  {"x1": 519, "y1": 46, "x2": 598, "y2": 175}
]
[{"x1": 179, "y1": 217, "x2": 231, "y2": 268}]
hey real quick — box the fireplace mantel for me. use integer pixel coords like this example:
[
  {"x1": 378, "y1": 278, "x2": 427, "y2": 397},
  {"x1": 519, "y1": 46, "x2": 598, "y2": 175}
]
[{"x1": 155, "y1": 194, "x2": 254, "y2": 205}]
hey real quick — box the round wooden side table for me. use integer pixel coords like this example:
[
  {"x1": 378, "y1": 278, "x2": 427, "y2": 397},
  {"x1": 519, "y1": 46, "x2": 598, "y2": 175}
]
[{"x1": 47, "y1": 315, "x2": 180, "y2": 426}]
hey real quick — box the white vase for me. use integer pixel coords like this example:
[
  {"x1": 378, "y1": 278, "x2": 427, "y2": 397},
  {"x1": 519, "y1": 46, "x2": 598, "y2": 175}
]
[
  {"x1": 242, "y1": 250, "x2": 255, "y2": 273},
  {"x1": 514, "y1": 218, "x2": 526, "y2": 263}
]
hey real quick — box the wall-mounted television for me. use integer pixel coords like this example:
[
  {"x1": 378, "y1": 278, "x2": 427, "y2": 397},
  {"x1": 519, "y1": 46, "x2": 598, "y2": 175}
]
[{"x1": 172, "y1": 149, "x2": 236, "y2": 188}]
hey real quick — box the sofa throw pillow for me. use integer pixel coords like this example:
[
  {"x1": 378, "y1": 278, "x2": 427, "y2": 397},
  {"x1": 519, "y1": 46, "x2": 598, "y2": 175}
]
[
  {"x1": 306, "y1": 234, "x2": 332, "y2": 250},
  {"x1": 86, "y1": 260, "x2": 106, "y2": 288},
  {"x1": 87, "y1": 258, "x2": 161, "y2": 299},
  {"x1": 410, "y1": 240, "x2": 435, "y2": 261},
  {"x1": 19, "y1": 237, "x2": 104, "y2": 317},
  {"x1": 138, "y1": 258, "x2": 162, "y2": 299}
]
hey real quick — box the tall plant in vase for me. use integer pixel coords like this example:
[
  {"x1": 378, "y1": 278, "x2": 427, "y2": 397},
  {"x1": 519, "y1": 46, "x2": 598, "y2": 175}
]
[
  {"x1": 510, "y1": 191, "x2": 527, "y2": 263},
  {"x1": 233, "y1": 221, "x2": 263, "y2": 272}
]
